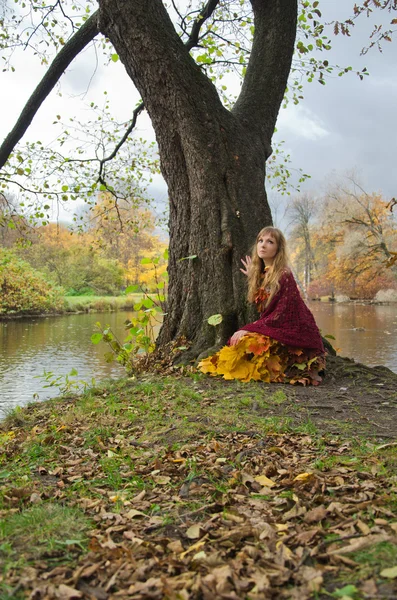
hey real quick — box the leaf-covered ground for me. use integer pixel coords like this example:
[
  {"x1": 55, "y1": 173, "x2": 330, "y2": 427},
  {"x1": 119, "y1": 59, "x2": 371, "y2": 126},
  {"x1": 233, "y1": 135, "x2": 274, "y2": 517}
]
[{"x1": 1, "y1": 355, "x2": 397, "y2": 599}]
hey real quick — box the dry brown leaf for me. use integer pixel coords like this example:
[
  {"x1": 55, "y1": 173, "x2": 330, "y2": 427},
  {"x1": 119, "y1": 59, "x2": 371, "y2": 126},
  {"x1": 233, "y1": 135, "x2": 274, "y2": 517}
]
[
  {"x1": 153, "y1": 475, "x2": 171, "y2": 485},
  {"x1": 125, "y1": 508, "x2": 147, "y2": 519},
  {"x1": 167, "y1": 540, "x2": 184, "y2": 553},
  {"x1": 186, "y1": 523, "x2": 203, "y2": 539},
  {"x1": 304, "y1": 505, "x2": 328, "y2": 523},
  {"x1": 57, "y1": 584, "x2": 83, "y2": 599},
  {"x1": 356, "y1": 519, "x2": 370, "y2": 535}
]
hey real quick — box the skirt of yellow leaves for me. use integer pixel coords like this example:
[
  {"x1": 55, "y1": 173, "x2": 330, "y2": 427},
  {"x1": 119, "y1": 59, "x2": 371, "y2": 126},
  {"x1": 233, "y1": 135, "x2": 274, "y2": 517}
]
[{"x1": 198, "y1": 333, "x2": 325, "y2": 386}]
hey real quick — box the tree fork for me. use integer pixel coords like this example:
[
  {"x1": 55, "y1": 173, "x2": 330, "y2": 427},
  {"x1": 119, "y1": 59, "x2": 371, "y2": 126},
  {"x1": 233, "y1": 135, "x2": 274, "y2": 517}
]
[{"x1": 97, "y1": 0, "x2": 298, "y2": 357}]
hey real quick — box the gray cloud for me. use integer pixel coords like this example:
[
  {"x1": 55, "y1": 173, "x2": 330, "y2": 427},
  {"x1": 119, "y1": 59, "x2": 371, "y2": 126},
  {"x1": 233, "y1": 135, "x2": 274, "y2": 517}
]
[{"x1": 274, "y1": 0, "x2": 397, "y2": 201}]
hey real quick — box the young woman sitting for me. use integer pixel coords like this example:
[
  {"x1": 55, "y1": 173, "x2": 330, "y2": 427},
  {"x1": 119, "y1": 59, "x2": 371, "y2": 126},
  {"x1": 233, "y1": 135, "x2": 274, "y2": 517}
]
[{"x1": 199, "y1": 227, "x2": 326, "y2": 385}]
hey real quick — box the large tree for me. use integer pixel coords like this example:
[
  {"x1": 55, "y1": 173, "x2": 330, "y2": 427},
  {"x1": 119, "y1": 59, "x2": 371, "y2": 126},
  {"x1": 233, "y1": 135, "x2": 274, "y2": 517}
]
[
  {"x1": 97, "y1": 0, "x2": 297, "y2": 358},
  {"x1": 0, "y1": 0, "x2": 395, "y2": 358}
]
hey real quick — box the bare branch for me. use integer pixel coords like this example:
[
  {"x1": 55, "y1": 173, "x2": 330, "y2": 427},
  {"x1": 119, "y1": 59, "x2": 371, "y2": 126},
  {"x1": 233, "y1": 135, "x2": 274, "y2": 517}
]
[
  {"x1": 185, "y1": 0, "x2": 221, "y2": 51},
  {"x1": 0, "y1": 10, "x2": 100, "y2": 171}
]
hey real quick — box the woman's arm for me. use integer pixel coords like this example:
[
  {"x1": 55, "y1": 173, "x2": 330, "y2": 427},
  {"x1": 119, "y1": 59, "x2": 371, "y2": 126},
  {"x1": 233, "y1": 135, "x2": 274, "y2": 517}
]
[{"x1": 229, "y1": 329, "x2": 250, "y2": 346}]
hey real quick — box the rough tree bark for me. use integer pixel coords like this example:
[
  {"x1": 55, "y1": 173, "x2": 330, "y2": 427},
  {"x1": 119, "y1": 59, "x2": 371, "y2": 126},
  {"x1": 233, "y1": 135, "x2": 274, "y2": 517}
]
[{"x1": 98, "y1": 0, "x2": 298, "y2": 359}]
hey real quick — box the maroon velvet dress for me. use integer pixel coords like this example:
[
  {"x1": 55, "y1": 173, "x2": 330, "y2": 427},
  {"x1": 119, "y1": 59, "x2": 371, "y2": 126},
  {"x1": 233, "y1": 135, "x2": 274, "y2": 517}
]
[{"x1": 199, "y1": 269, "x2": 326, "y2": 385}]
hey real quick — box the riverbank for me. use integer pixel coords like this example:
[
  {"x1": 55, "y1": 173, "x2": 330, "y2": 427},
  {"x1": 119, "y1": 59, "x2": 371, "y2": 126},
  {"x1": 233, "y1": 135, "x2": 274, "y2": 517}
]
[
  {"x1": 1, "y1": 356, "x2": 397, "y2": 599},
  {"x1": 1, "y1": 294, "x2": 396, "y2": 321},
  {"x1": 0, "y1": 295, "x2": 144, "y2": 320}
]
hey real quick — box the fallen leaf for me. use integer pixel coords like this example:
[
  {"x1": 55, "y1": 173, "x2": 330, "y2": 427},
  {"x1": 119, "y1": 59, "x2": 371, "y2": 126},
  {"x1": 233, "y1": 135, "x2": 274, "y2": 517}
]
[
  {"x1": 254, "y1": 474, "x2": 277, "y2": 488},
  {"x1": 294, "y1": 472, "x2": 313, "y2": 482},
  {"x1": 186, "y1": 523, "x2": 202, "y2": 539},
  {"x1": 57, "y1": 584, "x2": 83, "y2": 599},
  {"x1": 125, "y1": 508, "x2": 147, "y2": 519},
  {"x1": 304, "y1": 505, "x2": 328, "y2": 523},
  {"x1": 180, "y1": 535, "x2": 208, "y2": 559},
  {"x1": 380, "y1": 565, "x2": 397, "y2": 579},
  {"x1": 153, "y1": 475, "x2": 171, "y2": 485}
]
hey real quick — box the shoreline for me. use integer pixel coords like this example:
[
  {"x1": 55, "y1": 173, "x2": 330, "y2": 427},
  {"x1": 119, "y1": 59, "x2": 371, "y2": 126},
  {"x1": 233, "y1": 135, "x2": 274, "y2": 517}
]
[{"x1": 1, "y1": 297, "x2": 396, "y2": 321}]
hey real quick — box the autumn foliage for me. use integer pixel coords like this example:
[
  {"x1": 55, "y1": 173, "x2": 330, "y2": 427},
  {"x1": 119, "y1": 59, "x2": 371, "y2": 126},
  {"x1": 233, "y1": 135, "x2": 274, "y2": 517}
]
[
  {"x1": 199, "y1": 334, "x2": 325, "y2": 386},
  {"x1": 0, "y1": 249, "x2": 64, "y2": 315},
  {"x1": 288, "y1": 188, "x2": 397, "y2": 299}
]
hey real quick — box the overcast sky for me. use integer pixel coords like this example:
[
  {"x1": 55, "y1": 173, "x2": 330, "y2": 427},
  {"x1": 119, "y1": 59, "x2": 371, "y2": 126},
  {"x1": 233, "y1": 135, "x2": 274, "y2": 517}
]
[
  {"x1": 275, "y1": 1, "x2": 397, "y2": 202},
  {"x1": 1, "y1": 0, "x2": 396, "y2": 226}
]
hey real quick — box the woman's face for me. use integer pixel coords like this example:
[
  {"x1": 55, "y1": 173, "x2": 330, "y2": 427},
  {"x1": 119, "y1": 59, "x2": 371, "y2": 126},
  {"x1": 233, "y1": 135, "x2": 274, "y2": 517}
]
[{"x1": 257, "y1": 233, "x2": 278, "y2": 265}]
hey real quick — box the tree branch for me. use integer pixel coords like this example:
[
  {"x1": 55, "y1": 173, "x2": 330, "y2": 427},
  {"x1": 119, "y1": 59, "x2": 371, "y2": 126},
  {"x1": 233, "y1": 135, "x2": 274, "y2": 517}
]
[
  {"x1": 97, "y1": 102, "x2": 145, "y2": 181},
  {"x1": 0, "y1": 10, "x2": 100, "y2": 171},
  {"x1": 233, "y1": 0, "x2": 298, "y2": 148},
  {"x1": 185, "y1": 0, "x2": 221, "y2": 50}
]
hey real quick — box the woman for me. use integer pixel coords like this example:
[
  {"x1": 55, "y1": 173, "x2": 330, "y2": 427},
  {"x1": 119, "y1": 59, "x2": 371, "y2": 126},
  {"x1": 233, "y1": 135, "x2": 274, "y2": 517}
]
[{"x1": 199, "y1": 227, "x2": 326, "y2": 385}]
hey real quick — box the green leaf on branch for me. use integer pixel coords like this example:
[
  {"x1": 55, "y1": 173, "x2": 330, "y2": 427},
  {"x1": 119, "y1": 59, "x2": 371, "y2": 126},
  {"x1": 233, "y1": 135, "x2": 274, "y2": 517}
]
[
  {"x1": 91, "y1": 333, "x2": 104, "y2": 344},
  {"x1": 207, "y1": 314, "x2": 223, "y2": 326}
]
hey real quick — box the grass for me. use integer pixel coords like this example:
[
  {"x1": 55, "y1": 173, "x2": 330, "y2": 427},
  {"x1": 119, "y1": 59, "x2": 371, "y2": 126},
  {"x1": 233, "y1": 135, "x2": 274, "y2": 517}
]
[
  {"x1": 0, "y1": 503, "x2": 91, "y2": 598},
  {"x1": 1, "y1": 374, "x2": 397, "y2": 597},
  {"x1": 64, "y1": 293, "x2": 143, "y2": 313}
]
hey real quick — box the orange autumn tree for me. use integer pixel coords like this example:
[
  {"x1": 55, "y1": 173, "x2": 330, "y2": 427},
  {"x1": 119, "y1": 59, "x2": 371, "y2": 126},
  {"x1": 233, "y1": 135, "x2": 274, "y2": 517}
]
[
  {"x1": 17, "y1": 222, "x2": 124, "y2": 294},
  {"x1": 84, "y1": 192, "x2": 168, "y2": 289},
  {"x1": 306, "y1": 180, "x2": 397, "y2": 299}
]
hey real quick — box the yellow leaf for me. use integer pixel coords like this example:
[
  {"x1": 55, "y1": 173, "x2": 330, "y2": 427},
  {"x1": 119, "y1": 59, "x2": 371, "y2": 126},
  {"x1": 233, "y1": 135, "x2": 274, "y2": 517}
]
[
  {"x1": 380, "y1": 566, "x2": 397, "y2": 579},
  {"x1": 254, "y1": 474, "x2": 277, "y2": 488},
  {"x1": 294, "y1": 472, "x2": 313, "y2": 482},
  {"x1": 180, "y1": 536, "x2": 208, "y2": 559}
]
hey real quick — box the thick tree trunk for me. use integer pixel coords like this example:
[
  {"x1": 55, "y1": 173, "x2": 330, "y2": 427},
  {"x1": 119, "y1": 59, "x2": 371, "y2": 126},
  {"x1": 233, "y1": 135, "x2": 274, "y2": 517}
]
[{"x1": 98, "y1": 0, "x2": 297, "y2": 358}]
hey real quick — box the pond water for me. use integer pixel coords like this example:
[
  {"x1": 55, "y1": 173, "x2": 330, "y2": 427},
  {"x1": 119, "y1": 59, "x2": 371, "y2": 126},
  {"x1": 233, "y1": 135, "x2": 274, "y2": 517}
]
[{"x1": 0, "y1": 303, "x2": 396, "y2": 416}]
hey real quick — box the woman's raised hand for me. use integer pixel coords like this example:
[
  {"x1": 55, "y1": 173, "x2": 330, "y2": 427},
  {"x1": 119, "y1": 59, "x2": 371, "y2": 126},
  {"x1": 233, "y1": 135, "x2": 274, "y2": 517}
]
[
  {"x1": 240, "y1": 255, "x2": 252, "y2": 276},
  {"x1": 230, "y1": 329, "x2": 249, "y2": 346}
]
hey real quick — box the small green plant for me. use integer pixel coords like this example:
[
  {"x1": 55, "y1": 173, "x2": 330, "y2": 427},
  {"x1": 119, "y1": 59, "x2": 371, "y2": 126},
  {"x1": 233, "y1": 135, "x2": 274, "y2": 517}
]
[
  {"x1": 91, "y1": 249, "x2": 168, "y2": 373},
  {"x1": 35, "y1": 368, "x2": 96, "y2": 396}
]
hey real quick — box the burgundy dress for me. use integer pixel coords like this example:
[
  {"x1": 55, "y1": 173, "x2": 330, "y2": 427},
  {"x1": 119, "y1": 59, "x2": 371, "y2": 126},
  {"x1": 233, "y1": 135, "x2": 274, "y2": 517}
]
[
  {"x1": 240, "y1": 270, "x2": 324, "y2": 354},
  {"x1": 199, "y1": 269, "x2": 326, "y2": 385}
]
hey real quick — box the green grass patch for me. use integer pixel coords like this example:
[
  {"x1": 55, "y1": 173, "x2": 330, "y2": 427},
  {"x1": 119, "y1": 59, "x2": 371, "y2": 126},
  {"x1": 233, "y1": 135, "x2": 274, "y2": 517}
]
[
  {"x1": 0, "y1": 503, "x2": 91, "y2": 563},
  {"x1": 64, "y1": 293, "x2": 150, "y2": 313}
]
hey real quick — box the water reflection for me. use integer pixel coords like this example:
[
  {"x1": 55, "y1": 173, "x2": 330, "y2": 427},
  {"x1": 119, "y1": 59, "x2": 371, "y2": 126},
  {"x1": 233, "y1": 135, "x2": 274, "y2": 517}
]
[
  {"x1": 309, "y1": 302, "x2": 397, "y2": 371},
  {"x1": 0, "y1": 312, "x2": 135, "y2": 416},
  {"x1": 0, "y1": 303, "x2": 396, "y2": 416}
]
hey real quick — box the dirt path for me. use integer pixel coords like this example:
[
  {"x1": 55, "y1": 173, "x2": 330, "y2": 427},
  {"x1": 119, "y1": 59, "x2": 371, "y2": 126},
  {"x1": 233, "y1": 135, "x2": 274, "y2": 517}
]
[{"x1": 182, "y1": 354, "x2": 397, "y2": 442}]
